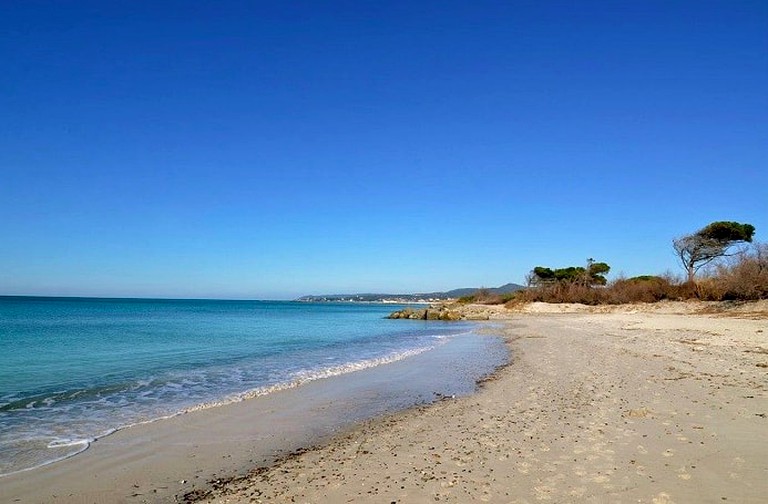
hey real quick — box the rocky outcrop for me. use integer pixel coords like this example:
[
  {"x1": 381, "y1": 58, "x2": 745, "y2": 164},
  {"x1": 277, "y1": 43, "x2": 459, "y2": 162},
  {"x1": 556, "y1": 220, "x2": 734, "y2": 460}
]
[
  {"x1": 386, "y1": 302, "x2": 510, "y2": 321},
  {"x1": 386, "y1": 306, "x2": 463, "y2": 321}
]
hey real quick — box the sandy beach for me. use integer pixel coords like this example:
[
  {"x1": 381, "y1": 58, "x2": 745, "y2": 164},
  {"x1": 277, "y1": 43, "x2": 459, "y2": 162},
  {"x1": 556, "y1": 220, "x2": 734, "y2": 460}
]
[{"x1": 2, "y1": 302, "x2": 766, "y2": 503}]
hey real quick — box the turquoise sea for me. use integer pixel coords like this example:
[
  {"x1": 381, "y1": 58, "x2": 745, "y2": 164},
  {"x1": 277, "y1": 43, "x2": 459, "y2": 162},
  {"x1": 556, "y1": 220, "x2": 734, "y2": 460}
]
[{"x1": 0, "y1": 297, "x2": 507, "y2": 476}]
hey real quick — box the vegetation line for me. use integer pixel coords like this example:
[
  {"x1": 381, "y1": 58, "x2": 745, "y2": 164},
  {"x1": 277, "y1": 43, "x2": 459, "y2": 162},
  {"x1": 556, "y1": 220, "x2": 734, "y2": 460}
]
[{"x1": 460, "y1": 221, "x2": 766, "y2": 305}]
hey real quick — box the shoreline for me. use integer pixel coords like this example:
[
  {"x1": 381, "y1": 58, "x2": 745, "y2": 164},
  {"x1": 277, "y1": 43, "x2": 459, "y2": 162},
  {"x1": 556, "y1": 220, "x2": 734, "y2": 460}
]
[
  {"x1": 198, "y1": 302, "x2": 767, "y2": 503},
  {"x1": 0, "y1": 324, "x2": 506, "y2": 503},
  {"x1": 3, "y1": 301, "x2": 766, "y2": 503}
]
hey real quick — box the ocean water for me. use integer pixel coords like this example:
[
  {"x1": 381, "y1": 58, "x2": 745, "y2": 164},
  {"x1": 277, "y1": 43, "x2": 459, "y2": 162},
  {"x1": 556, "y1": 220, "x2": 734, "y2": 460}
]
[{"x1": 0, "y1": 297, "x2": 507, "y2": 476}]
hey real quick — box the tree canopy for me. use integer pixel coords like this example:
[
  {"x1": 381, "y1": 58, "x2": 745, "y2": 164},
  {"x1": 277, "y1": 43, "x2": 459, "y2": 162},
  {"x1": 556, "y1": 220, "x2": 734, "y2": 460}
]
[
  {"x1": 531, "y1": 259, "x2": 610, "y2": 286},
  {"x1": 698, "y1": 221, "x2": 755, "y2": 243},
  {"x1": 673, "y1": 221, "x2": 755, "y2": 283}
]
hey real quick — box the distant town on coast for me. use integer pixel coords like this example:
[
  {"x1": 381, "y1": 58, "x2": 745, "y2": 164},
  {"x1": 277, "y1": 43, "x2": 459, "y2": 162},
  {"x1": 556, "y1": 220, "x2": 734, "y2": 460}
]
[{"x1": 295, "y1": 283, "x2": 525, "y2": 303}]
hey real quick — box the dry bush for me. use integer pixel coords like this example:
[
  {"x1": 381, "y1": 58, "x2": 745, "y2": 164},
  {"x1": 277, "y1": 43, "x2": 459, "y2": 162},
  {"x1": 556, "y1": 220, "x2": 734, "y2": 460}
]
[
  {"x1": 473, "y1": 289, "x2": 517, "y2": 305},
  {"x1": 458, "y1": 290, "x2": 520, "y2": 305},
  {"x1": 703, "y1": 243, "x2": 768, "y2": 300},
  {"x1": 513, "y1": 282, "x2": 609, "y2": 305},
  {"x1": 512, "y1": 273, "x2": 699, "y2": 305},
  {"x1": 495, "y1": 244, "x2": 767, "y2": 306},
  {"x1": 503, "y1": 295, "x2": 528, "y2": 309},
  {"x1": 607, "y1": 276, "x2": 675, "y2": 303},
  {"x1": 695, "y1": 277, "x2": 727, "y2": 301},
  {"x1": 476, "y1": 293, "x2": 517, "y2": 305}
]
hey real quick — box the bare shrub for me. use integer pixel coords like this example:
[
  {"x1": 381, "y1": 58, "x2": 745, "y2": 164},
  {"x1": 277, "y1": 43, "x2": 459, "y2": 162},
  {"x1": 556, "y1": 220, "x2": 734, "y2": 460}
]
[
  {"x1": 513, "y1": 282, "x2": 609, "y2": 305},
  {"x1": 695, "y1": 277, "x2": 727, "y2": 301},
  {"x1": 707, "y1": 243, "x2": 768, "y2": 300},
  {"x1": 607, "y1": 276, "x2": 675, "y2": 303},
  {"x1": 511, "y1": 272, "x2": 704, "y2": 305}
]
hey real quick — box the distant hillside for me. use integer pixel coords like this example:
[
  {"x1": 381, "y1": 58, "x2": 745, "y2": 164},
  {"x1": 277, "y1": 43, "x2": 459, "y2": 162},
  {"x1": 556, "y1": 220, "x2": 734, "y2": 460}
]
[
  {"x1": 443, "y1": 283, "x2": 525, "y2": 298},
  {"x1": 295, "y1": 283, "x2": 525, "y2": 303}
]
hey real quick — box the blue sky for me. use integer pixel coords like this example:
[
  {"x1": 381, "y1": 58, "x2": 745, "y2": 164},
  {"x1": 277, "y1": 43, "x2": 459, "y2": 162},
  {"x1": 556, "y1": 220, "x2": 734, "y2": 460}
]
[{"x1": 1, "y1": 1, "x2": 766, "y2": 299}]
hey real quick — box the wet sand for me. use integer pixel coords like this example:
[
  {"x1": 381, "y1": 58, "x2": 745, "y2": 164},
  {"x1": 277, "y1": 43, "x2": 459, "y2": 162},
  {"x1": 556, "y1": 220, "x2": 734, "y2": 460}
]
[
  {"x1": 2, "y1": 302, "x2": 766, "y2": 503},
  {"x1": 198, "y1": 302, "x2": 768, "y2": 503}
]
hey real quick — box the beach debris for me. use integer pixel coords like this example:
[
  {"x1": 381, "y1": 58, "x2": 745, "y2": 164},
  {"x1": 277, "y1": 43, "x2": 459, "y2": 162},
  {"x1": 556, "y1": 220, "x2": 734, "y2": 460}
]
[{"x1": 624, "y1": 407, "x2": 654, "y2": 418}]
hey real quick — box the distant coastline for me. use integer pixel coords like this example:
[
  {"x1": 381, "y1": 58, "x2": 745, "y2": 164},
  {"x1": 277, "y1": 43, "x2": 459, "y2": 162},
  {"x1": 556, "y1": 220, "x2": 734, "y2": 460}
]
[{"x1": 295, "y1": 283, "x2": 524, "y2": 304}]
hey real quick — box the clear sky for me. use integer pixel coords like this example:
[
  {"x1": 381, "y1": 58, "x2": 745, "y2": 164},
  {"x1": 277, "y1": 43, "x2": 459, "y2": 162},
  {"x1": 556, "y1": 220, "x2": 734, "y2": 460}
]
[{"x1": 1, "y1": 1, "x2": 766, "y2": 299}]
